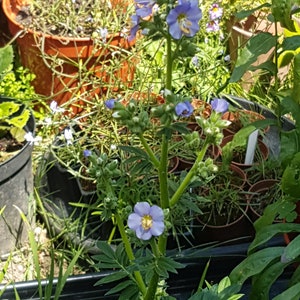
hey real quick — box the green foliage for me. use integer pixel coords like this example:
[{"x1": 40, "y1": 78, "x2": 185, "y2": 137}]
[
  {"x1": 228, "y1": 219, "x2": 300, "y2": 299},
  {"x1": 0, "y1": 101, "x2": 30, "y2": 141},
  {"x1": 189, "y1": 276, "x2": 243, "y2": 300},
  {"x1": 0, "y1": 45, "x2": 14, "y2": 74}
]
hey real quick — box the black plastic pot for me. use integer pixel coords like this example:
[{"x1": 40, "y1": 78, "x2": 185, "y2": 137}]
[
  {"x1": 0, "y1": 96, "x2": 35, "y2": 257},
  {"x1": 0, "y1": 236, "x2": 289, "y2": 299}
]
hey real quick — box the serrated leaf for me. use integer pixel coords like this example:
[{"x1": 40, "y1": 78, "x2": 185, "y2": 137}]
[{"x1": 7, "y1": 109, "x2": 30, "y2": 129}]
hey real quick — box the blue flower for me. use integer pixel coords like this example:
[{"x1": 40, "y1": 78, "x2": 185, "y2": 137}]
[
  {"x1": 135, "y1": 0, "x2": 156, "y2": 18},
  {"x1": 166, "y1": 0, "x2": 202, "y2": 40},
  {"x1": 83, "y1": 149, "x2": 92, "y2": 157},
  {"x1": 175, "y1": 101, "x2": 194, "y2": 117},
  {"x1": 128, "y1": 202, "x2": 164, "y2": 240},
  {"x1": 128, "y1": 15, "x2": 141, "y2": 41},
  {"x1": 105, "y1": 98, "x2": 116, "y2": 109},
  {"x1": 211, "y1": 98, "x2": 229, "y2": 114}
]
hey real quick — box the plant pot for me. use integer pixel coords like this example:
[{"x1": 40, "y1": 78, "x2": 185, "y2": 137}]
[
  {"x1": 36, "y1": 152, "x2": 113, "y2": 254},
  {"x1": 222, "y1": 109, "x2": 267, "y2": 137},
  {"x1": 220, "y1": 134, "x2": 269, "y2": 169},
  {"x1": 2, "y1": 0, "x2": 136, "y2": 116},
  {"x1": 0, "y1": 96, "x2": 35, "y2": 257},
  {"x1": 247, "y1": 179, "x2": 281, "y2": 222},
  {"x1": 193, "y1": 184, "x2": 253, "y2": 244}
]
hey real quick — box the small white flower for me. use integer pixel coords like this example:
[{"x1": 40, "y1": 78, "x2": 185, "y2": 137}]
[
  {"x1": 64, "y1": 128, "x2": 73, "y2": 145},
  {"x1": 44, "y1": 117, "x2": 52, "y2": 124},
  {"x1": 110, "y1": 144, "x2": 117, "y2": 151},
  {"x1": 97, "y1": 27, "x2": 108, "y2": 42},
  {"x1": 224, "y1": 55, "x2": 231, "y2": 62},
  {"x1": 24, "y1": 132, "x2": 42, "y2": 145},
  {"x1": 50, "y1": 100, "x2": 65, "y2": 114}
]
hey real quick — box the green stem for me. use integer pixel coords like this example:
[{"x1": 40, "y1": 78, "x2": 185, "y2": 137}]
[
  {"x1": 115, "y1": 214, "x2": 147, "y2": 296},
  {"x1": 169, "y1": 142, "x2": 209, "y2": 207},
  {"x1": 165, "y1": 34, "x2": 173, "y2": 91},
  {"x1": 144, "y1": 272, "x2": 160, "y2": 300},
  {"x1": 144, "y1": 239, "x2": 161, "y2": 300},
  {"x1": 138, "y1": 133, "x2": 160, "y2": 168}
]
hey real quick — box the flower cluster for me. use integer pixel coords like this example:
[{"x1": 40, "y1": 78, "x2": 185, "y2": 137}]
[
  {"x1": 129, "y1": 0, "x2": 202, "y2": 41},
  {"x1": 206, "y1": 3, "x2": 223, "y2": 33}
]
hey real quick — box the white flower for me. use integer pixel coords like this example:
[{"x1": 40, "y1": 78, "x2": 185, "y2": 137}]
[
  {"x1": 64, "y1": 128, "x2": 73, "y2": 145},
  {"x1": 110, "y1": 144, "x2": 117, "y2": 151},
  {"x1": 24, "y1": 132, "x2": 42, "y2": 145},
  {"x1": 50, "y1": 100, "x2": 65, "y2": 114}
]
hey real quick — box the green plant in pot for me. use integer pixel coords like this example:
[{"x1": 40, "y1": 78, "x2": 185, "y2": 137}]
[
  {"x1": 0, "y1": 43, "x2": 37, "y2": 257},
  {"x1": 2, "y1": 0, "x2": 137, "y2": 116}
]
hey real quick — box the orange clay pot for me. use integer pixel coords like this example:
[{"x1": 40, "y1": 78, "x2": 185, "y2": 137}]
[{"x1": 2, "y1": 0, "x2": 136, "y2": 116}]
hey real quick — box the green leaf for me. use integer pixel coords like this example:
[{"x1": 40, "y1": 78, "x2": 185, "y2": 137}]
[
  {"x1": 105, "y1": 279, "x2": 134, "y2": 295},
  {"x1": 230, "y1": 33, "x2": 277, "y2": 82},
  {"x1": 0, "y1": 102, "x2": 20, "y2": 119},
  {"x1": 96, "y1": 241, "x2": 116, "y2": 259},
  {"x1": 249, "y1": 261, "x2": 286, "y2": 300},
  {"x1": 97, "y1": 270, "x2": 128, "y2": 284},
  {"x1": 282, "y1": 36, "x2": 300, "y2": 52},
  {"x1": 6, "y1": 109, "x2": 30, "y2": 129},
  {"x1": 10, "y1": 127, "x2": 26, "y2": 142},
  {"x1": 273, "y1": 282, "x2": 300, "y2": 300},
  {"x1": 229, "y1": 247, "x2": 284, "y2": 285},
  {"x1": 0, "y1": 45, "x2": 14, "y2": 73},
  {"x1": 249, "y1": 223, "x2": 300, "y2": 253},
  {"x1": 235, "y1": 3, "x2": 271, "y2": 20},
  {"x1": 282, "y1": 234, "x2": 300, "y2": 262}
]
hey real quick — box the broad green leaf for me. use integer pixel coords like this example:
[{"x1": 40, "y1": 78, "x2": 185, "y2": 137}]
[
  {"x1": 282, "y1": 234, "x2": 300, "y2": 262},
  {"x1": 249, "y1": 60, "x2": 276, "y2": 76},
  {"x1": 235, "y1": 3, "x2": 271, "y2": 20},
  {"x1": 273, "y1": 282, "x2": 300, "y2": 300},
  {"x1": 10, "y1": 127, "x2": 26, "y2": 142},
  {"x1": 249, "y1": 223, "x2": 300, "y2": 253},
  {"x1": 0, "y1": 102, "x2": 20, "y2": 119},
  {"x1": 0, "y1": 45, "x2": 14, "y2": 73},
  {"x1": 229, "y1": 247, "x2": 284, "y2": 285},
  {"x1": 230, "y1": 33, "x2": 277, "y2": 82},
  {"x1": 278, "y1": 50, "x2": 295, "y2": 68},
  {"x1": 249, "y1": 261, "x2": 286, "y2": 300},
  {"x1": 282, "y1": 36, "x2": 300, "y2": 52}
]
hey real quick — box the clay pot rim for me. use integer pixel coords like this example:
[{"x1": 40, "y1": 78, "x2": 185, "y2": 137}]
[{"x1": 2, "y1": 0, "x2": 135, "y2": 46}]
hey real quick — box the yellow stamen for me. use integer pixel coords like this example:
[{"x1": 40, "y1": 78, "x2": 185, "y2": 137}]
[{"x1": 141, "y1": 215, "x2": 153, "y2": 230}]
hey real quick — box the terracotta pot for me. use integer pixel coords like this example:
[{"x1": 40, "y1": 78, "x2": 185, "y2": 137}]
[
  {"x1": 222, "y1": 110, "x2": 267, "y2": 137},
  {"x1": 190, "y1": 99, "x2": 211, "y2": 119},
  {"x1": 247, "y1": 179, "x2": 281, "y2": 222},
  {"x1": 220, "y1": 134, "x2": 269, "y2": 169},
  {"x1": 2, "y1": 0, "x2": 136, "y2": 116},
  {"x1": 193, "y1": 184, "x2": 252, "y2": 244}
]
